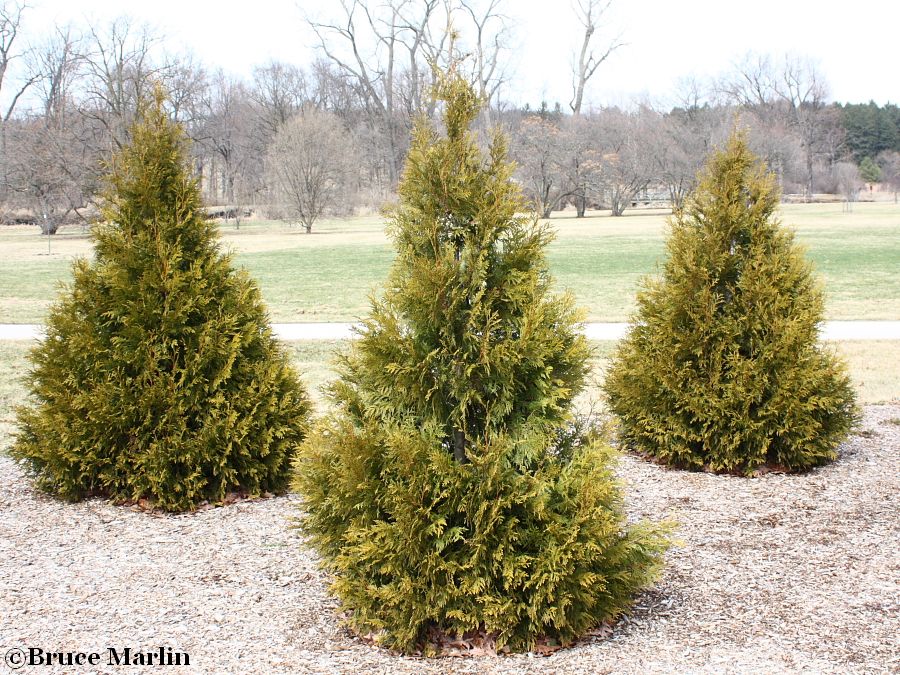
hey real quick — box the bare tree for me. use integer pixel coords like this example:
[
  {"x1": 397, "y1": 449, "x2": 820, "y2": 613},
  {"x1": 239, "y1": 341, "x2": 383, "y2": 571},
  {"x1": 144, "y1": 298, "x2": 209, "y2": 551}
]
[
  {"x1": 3, "y1": 23, "x2": 93, "y2": 233},
  {"x1": 5, "y1": 117, "x2": 87, "y2": 234},
  {"x1": 28, "y1": 25, "x2": 82, "y2": 121},
  {"x1": 309, "y1": 57, "x2": 359, "y2": 114},
  {"x1": 308, "y1": 0, "x2": 511, "y2": 188},
  {"x1": 595, "y1": 107, "x2": 652, "y2": 216},
  {"x1": 721, "y1": 52, "x2": 836, "y2": 200},
  {"x1": 251, "y1": 60, "x2": 309, "y2": 140},
  {"x1": 718, "y1": 53, "x2": 776, "y2": 113},
  {"x1": 816, "y1": 105, "x2": 846, "y2": 170},
  {"x1": 266, "y1": 109, "x2": 355, "y2": 233},
  {"x1": 569, "y1": 0, "x2": 622, "y2": 115},
  {"x1": 307, "y1": 0, "x2": 423, "y2": 186},
  {"x1": 720, "y1": 58, "x2": 785, "y2": 187},
  {"x1": 776, "y1": 55, "x2": 832, "y2": 200},
  {"x1": 512, "y1": 114, "x2": 566, "y2": 218},
  {"x1": 5, "y1": 17, "x2": 210, "y2": 230},
  {"x1": 833, "y1": 161, "x2": 861, "y2": 212},
  {"x1": 1, "y1": 0, "x2": 39, "y2": 208},
  {"x1": 394, "y1": 0, "x2": 443, "y2": 117},
  {"x1": 558, "y1": 113, "x2": 603, "y2": 216},
  {"x1": 652, "y1": 91, "x2": 729, "y2": 209},
  {"x1": 197, "y1": 71, "x2": 261, "y2": 210},
  {"x1": 877, "y1": 150, "x2": 900, "y2": 203},
  {"x1": 164, "y1": 52, "x2": 208, "y2": 131}
]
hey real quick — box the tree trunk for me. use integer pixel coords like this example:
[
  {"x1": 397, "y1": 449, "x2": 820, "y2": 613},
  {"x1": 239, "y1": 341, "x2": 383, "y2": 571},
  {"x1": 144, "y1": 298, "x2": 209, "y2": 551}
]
[
  {"x1": 575, "y1": 192, "x2": 586, "y2": 217},
  {"x1": 41, "y1": 219, "x2": 60, "y2": 235},
  {"x1": 669, "y1": 186, "x2": 685, "y2": 211},
  {"x1": 450, "y1": 304, "x2": 468, "y2": 463},
  {"x1": 452, "y1": 429, "x2": 467, "y2": 463},
  {"x1": 0, "y1": 122, "x2": 7, "y2": 205},
  {"x1": 806, "y1": 149, "x2": 814, "y2": 202},
  {"x1": 226, "y1": 172, "x2": 235, "y2": 204}
]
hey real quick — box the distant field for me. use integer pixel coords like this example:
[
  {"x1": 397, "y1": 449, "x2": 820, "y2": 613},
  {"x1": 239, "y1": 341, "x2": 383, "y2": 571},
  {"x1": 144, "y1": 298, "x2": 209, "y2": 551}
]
[{"x1": 1, "y1": 202, "x2": 898, "y2": 323}]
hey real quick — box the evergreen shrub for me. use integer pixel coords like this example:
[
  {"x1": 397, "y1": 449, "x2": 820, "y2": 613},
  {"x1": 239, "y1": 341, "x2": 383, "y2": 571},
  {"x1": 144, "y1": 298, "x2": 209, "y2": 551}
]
[
  {"x1": 12, "y1": 93, "x2": 310, "y2": 511},
  {"x1": 294, "y1": 75, "x2": 670, "y2": 653},
  {"x1": 604, "y1": 131, "x2": 858, "y2": 474}
]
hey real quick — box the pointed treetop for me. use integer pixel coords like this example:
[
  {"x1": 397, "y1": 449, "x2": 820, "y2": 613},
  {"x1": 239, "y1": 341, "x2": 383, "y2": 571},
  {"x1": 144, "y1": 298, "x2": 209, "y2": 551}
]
[
  {"x1": 100, "y1": 84, "x2": 201, "y2": 240},
  {"x1": 689, "y1": 128, "x2": 780, "y2": 234},
  {"x1": 433, "y1": 70, "x2": 483, "y2": 142},
  {"x1": 394, "y1": 72, "x2": 522, "y2": 259}
]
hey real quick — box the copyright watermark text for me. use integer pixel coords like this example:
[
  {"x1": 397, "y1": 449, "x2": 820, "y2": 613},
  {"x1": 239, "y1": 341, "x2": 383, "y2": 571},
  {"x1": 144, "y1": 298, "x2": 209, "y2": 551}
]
[{"x1": 5, "y1": 646, "x2": 189, "y2": 669}]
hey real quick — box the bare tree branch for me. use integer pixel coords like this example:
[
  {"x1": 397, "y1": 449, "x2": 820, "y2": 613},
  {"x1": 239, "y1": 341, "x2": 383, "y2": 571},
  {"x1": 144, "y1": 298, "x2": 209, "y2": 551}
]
[
  {"x1": 81, "y1": 17, "x2": 176, "y2": 146},
  {"x1": 1, "y1": 0, "x2": 40, "y2": 121},
  {"x1": 459, "y1": 0, "x2": 510, "y2": 123},
  {"x1": 569, "y1": 0, "x2": 623, "y2": 115},
  {"x1": 28, "y1": 25, "x2": 83, "y2": 121}
]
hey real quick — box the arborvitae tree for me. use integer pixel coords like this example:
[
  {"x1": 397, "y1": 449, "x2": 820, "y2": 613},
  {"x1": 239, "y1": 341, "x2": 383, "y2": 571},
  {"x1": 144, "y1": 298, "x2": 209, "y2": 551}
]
[
  {"x1": 294, "y1": 74, "x2": 670, "y2": 653},
  {"x1": 12, "y1": 92, "x2": 310, "y2": 511},
  {"x1": 605, "y1": 130, "x2": 857, "y2": 474}
]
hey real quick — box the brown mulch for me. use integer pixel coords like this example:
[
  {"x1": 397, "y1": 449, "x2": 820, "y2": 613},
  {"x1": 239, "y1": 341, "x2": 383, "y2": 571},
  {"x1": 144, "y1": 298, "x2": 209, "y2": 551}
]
[{"x1": 0, "y1": 405, "x2": 897, "y2": 674}]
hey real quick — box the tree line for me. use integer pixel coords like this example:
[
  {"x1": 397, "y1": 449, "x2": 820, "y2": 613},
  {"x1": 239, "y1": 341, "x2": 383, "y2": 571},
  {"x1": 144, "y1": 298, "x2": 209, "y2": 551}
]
[{"x1": 1, "y1": 0, "x2": 897, "y2": 235}]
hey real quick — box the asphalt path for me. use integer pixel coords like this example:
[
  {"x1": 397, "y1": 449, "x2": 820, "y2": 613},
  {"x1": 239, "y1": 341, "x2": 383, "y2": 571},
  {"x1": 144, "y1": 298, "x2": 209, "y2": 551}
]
[{"x1": 2, "y1": 321, "x2": 899, "y2": 341}]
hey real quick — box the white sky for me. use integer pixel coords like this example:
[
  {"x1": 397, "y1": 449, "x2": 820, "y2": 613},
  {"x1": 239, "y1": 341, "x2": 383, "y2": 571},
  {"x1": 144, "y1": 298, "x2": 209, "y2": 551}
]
[{"x1": 10, "y1": 0, "x2": 900, "y2": 108}]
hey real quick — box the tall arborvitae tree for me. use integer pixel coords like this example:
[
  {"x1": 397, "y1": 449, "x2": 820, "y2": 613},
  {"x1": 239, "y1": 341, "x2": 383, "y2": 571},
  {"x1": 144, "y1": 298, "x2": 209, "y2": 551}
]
[
  {"x1": 13, "y1": 92, "x2": 310, "y2": 511},
  {"x1": 605, "y1": 130, "x2": 857, "y2": 474},
  {"x1": 294, "y1": 74, "x2": 670, "y2": 653}
]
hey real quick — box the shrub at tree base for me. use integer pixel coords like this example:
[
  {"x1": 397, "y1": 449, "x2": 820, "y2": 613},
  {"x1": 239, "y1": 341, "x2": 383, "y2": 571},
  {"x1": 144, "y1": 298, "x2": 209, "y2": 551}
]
[
  {"x1": 604, "y1": 131, "x2": 858, "y2": 475},
  {"x1": 12, "y1": 93, "x2": 310, "y2": 512},
  {"x1": 294, "y1": 75, "x2": 670, "y2": 653}
]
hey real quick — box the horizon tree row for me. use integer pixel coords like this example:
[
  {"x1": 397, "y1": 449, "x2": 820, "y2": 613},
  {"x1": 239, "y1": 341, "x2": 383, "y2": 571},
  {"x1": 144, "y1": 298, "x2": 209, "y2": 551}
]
[{"x1": 2, "y1": 1, "x2": 898, "y2": 234}]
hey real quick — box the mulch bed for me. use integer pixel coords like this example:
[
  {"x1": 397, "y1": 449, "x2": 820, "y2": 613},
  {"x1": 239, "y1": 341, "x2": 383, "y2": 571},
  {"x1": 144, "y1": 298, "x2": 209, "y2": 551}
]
[{"x1": 1, "y1": 404, "x2": 897, "y2": 674}]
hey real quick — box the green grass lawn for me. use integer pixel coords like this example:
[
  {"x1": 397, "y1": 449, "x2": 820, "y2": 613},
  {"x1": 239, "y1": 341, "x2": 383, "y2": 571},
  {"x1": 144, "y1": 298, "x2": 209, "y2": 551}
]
[
  {"x1": 2, "y1": 202, "x2": 898, "y2": 323},
  {"x1": 235, "y1": 243, "x2": 394, "y2": 321}
]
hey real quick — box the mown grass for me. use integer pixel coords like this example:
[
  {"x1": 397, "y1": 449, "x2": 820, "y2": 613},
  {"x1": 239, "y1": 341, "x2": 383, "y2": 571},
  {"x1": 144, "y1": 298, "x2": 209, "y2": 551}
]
[
  {"x1": 2, "y1": 202, "x2": 898, "y2": 323},
  {"x1": 0, "y1": 341, "x2": 29, "y2": 455}
]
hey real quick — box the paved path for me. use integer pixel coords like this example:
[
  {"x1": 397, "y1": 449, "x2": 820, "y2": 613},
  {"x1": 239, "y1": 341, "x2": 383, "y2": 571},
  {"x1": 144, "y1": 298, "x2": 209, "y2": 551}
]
[{"x1": 2, "y1": 321, "x2": 899, "y2": 341}]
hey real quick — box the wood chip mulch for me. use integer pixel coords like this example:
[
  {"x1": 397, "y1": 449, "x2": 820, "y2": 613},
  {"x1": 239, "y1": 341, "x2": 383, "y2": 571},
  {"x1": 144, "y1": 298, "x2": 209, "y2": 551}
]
[{"x1": 1, "y1": 404, "x2": 897, "y2": 674}]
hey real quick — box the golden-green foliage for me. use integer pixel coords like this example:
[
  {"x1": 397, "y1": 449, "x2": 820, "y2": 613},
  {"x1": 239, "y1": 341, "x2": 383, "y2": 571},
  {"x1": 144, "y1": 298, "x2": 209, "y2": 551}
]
[
  {"x1": 12, "y1": 93, "x2": 310, "y2": 511},
  {"x1": 294, "y1": 75, "x2": 670, "y2": 652},
  {"x1": 605, "y1": 131, "x2": 858, "y2": 474}
]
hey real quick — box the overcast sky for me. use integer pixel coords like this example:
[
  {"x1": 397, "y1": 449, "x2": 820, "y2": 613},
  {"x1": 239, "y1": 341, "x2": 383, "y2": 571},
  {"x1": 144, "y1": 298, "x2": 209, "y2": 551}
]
[{"x1": 12, "y1": 0, "x2": 900, "y2": 108}]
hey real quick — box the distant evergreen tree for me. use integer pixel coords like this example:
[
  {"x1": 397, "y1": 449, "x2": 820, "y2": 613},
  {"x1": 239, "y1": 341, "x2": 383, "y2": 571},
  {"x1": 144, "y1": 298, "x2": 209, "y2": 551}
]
[
  {"x1": 605, "y1": 130, "x2": 858, "y2": 474},
  {"x1": 13, "y1": 92, "x2": 310, "y2": 511},
  {"x1": 840, "y1": 102, "x2": 900, "y2": 162},
  {"x1": 859, "y1": 156, "x2": 882, "y2": 183},
  {"x1": 294, "y1": 74, "x2": 670, "y2": 653}
]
